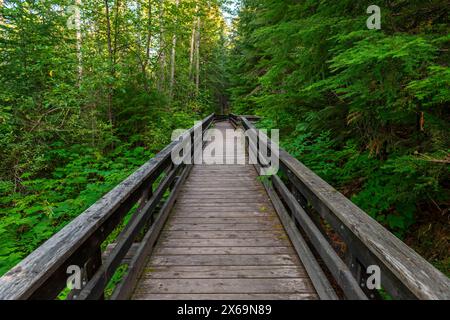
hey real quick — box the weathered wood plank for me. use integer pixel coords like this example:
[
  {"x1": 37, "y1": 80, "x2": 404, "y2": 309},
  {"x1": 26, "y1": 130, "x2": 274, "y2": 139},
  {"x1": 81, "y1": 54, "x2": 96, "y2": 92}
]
[
  {"x1": 133, "y1": 293, "x2": 318, "y2": 300},
  {"x1": 179, "y1": 187, "x2": 264, "y2": 192},
  {"x1": 154, "y1": 246, "x2": 293, "y2": 255},
  {"x1": 188, "y1": 174, "x2": 256, "y2": 178},
  {"x1": 177, "y1": 194, "x2": 268, "y2": 200},
  {"x1": 141, "y1": 265, "x2": 306, "y2": 279},
  {"x1": 172, "y1": 212, "x2": 275, "y2": 219},
  {"x1": 160, "y1": 230, "x2": 284, "y2": 239},
  {"x1": 176, "y1": 198, "x2": 268, "y2": 205},
  {"x1": 182, "y1": 184, "x2": 263, "y2": 189},
  {"x1": 183, "y1": 181, "x2": 256, "y2": 185},
  {"x1": 186, "y1": 178, "x2": 258, "y2": 187},
  {"x1": 172, "y1": 208, "x2": 274, "y2": 213},
  {"x1": 178, "y1": 192, "x2": 267, "y2": 197},
  {"x1": 134, "y1": 278, "x2": 315, "y2": 295},
  {"x1": 149, "y1": 254, "x2": 299, "y2": 266},
  {"x1": 170, "y1": 217, "x2": 275, "y2": 224},
  {"x1": 166, "y1": 223, "x2": 282, "y2": 231},
  {"x1": 184, "y1": 179, "x2": 261, "y2": 183},
  {"x1": 158, "y1": 238, "x2": 291, "y2": 248},
  {"x1": 173, "y1": 206, "x2": 273, "y2": 211},
  {"x1": 193, "y1": 165, "x2": 250, "y2": 169}
]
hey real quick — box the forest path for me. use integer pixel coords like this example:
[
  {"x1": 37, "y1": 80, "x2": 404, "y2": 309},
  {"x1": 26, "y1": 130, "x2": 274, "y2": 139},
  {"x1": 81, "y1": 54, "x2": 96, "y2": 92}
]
[{"x1": 131, "y1": 121, "x2": 318, "y2": 300}]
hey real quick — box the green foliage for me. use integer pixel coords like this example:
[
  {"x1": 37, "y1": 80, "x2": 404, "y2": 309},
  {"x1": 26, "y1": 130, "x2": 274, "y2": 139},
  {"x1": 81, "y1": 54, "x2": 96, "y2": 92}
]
[
  {"x1": 0, "y1": 0, "x2": 227, "y2": 276},
  {"x1": 0, "y1": 144, "x2": 154, "y2": 275},
  {"x1": 408, "y1": 65, "x2": 450, "y2": 107},
  {"x1": 105, "y1": 265, "x2": 128, "y2": 299},
  {"x1": 228, "y1": 0, "x2": 449, "y2": 271}
]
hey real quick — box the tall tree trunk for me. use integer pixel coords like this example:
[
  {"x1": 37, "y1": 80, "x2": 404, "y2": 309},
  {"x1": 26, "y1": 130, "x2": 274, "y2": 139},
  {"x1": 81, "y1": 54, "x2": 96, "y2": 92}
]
[
  {"x1": 145, "y1": 0, "x2": 153, "y2": 60},
  {"x1": 136, "y1": 0, "x2": 141, "y2": 43},
  {"x1": 113, "y1": 0, "x2": 121, "y2": 64},
  {"x1": 195, "y1": 15, "x2": 201, "y2": 95},
  {"x1": 142, "y1": 0, "x2": 153, "y2": 92},
  {"x1": 75, "y1": 0, "x2": 83, "y2": 84},
  {"x1": 104, "y1": 0, "x2": 114, "y2": 128},
  {"x1": 188, "y1": 3, "x2": 198, "y2": 80},
  {"x1": 158, "y1": 0, "x2": 166, "y2": 92},
  {"x1": 169, "y1": 0, "x2": 179, "y2": 100},
  {"x1": 0, "y1": 0, "x2": 4, "y2": 25}
]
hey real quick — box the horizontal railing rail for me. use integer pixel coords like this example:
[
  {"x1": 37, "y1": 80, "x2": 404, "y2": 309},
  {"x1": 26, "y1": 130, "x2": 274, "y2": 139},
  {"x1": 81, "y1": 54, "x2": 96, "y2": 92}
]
[
  {"x1": 236, "y1": 114, "x2": 450, "y2": 300},
  {"x1": 0, "y1": 114, "x2": 214, "y2": 300}
]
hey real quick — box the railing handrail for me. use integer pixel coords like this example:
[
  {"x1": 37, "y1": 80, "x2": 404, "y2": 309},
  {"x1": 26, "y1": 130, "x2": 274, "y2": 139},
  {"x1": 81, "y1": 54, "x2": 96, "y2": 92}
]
[
  {"x1": 237, "y1": 115, "x2": 450, "y2": 300},
  {"x1": 0, "y1": 114, "x2": 214, "y2": 300}
]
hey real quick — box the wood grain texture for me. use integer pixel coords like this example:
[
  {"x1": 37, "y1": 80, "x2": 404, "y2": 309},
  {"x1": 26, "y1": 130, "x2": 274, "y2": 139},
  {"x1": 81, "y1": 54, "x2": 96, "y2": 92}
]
[
  {"x1": 165, "y1": 223, "x2": 282, "y2": 231},
  {"x1": 131, "y1": 121, "x2": 317, "y2": 300},
  {"x1": 140, "y1": 266, "x2": 307, "y2": 278},
  {"x1": 133, "y1": 293, "x2": 317, "y2": 300},
  {"x1": 134, "y1": 278, "x2": 315, "y2": 295},
  {"x1": 154, "y1": 247, "x2": 293, "y2": 255}
]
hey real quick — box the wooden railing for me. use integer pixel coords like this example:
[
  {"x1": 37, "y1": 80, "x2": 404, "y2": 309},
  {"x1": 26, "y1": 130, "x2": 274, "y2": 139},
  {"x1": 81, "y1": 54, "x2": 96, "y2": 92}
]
[
  {"x1": 231, "y1": 113, "x2": 450, "y2": 300},
  {"x1": 0, "y1": 114, "x2": 214, "y2": 300}
]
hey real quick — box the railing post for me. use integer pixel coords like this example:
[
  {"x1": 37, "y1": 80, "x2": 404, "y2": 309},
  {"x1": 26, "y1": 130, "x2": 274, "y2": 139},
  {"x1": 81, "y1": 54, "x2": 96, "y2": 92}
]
[
  {"x1": 68, "y1": 242, "x2": 104, "y2": 300},
  {"x1": 256, "y1": 128, "x2": 260, "y2": 167},
  {"x1": 84, "y1": 247, "x2": 104, "y2": 300},
  {"x1": 138, "y1": 187, "x2": 153, "y2": 211}
]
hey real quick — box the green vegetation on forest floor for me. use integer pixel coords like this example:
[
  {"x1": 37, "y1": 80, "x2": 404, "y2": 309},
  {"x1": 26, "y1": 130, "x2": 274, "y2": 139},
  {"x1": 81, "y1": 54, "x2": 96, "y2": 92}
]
[{"x1": 227, "y1": 0, "x2": 449, "y2": 276}]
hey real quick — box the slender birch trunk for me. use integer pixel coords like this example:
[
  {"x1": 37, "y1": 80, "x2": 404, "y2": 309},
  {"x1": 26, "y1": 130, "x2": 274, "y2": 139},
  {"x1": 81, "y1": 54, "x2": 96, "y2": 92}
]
[
  {"x1": 195, "y1": 15, "x2": 201, "y2": 95},
  {"x1": 75, "y1": 0, "x2": 83, "y2": 84},
  {"x1": 158, "y1": 0, "x2": 166, "y2": 92},
  {"x1": 104, "y1": 0, "x2": 114, "y2": 128},
  {"x1": 0, "y1": 0, "x2": 4, "y2": 25},
  {"x1": 142, "y1": 0, "x2": 153, "y2": 92},
  {"x1": 145, "y1": 0, "x2": 153, "y2": 62},
  {"x1": 169, "y1": 0, "x2": 179, "y2": 99},
  {"x1": 188, "y1": 3, "x2": 198, "y2": 80}
]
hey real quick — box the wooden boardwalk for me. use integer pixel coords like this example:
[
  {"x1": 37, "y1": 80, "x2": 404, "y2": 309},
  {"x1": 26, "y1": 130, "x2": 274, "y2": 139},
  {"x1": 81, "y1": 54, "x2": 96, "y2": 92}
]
[
  {"x1": 2, "y1": 115, "x2": 449, "y2": 300},
  {"x1": 132, "y1": 122, "x2": 318, "y2": 300}
]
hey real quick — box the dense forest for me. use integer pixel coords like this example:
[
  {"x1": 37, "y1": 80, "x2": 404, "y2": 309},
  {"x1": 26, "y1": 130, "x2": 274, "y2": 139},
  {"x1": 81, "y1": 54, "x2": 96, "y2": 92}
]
[
  {"x1": 0, "y1": 0, "x2": 448, "y2": 279},
  {"x1": 228, "y1": 0, "x2": 449, "y2": 275}
]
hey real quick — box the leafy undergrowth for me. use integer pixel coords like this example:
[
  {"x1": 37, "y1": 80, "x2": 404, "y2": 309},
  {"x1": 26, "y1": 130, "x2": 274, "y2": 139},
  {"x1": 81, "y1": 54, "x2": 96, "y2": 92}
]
[
  {"x1": 404, "y1": 206, "x2": 450, "y2": 277},
  {"x1": 0, "y1": 144, "x2": 154, "y2": 276},
  {"x1": 0, "y1": 106, "x2": 202, "y2": 277},
  {"x1": 280, "y1": 127, "x2": 450, "y2": 276}
]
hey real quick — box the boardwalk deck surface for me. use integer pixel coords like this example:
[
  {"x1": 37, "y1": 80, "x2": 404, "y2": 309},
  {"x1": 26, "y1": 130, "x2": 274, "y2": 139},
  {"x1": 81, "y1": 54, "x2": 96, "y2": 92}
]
[{"x1": 132, "y1": 121, "x2": 318, "y2": 300}]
